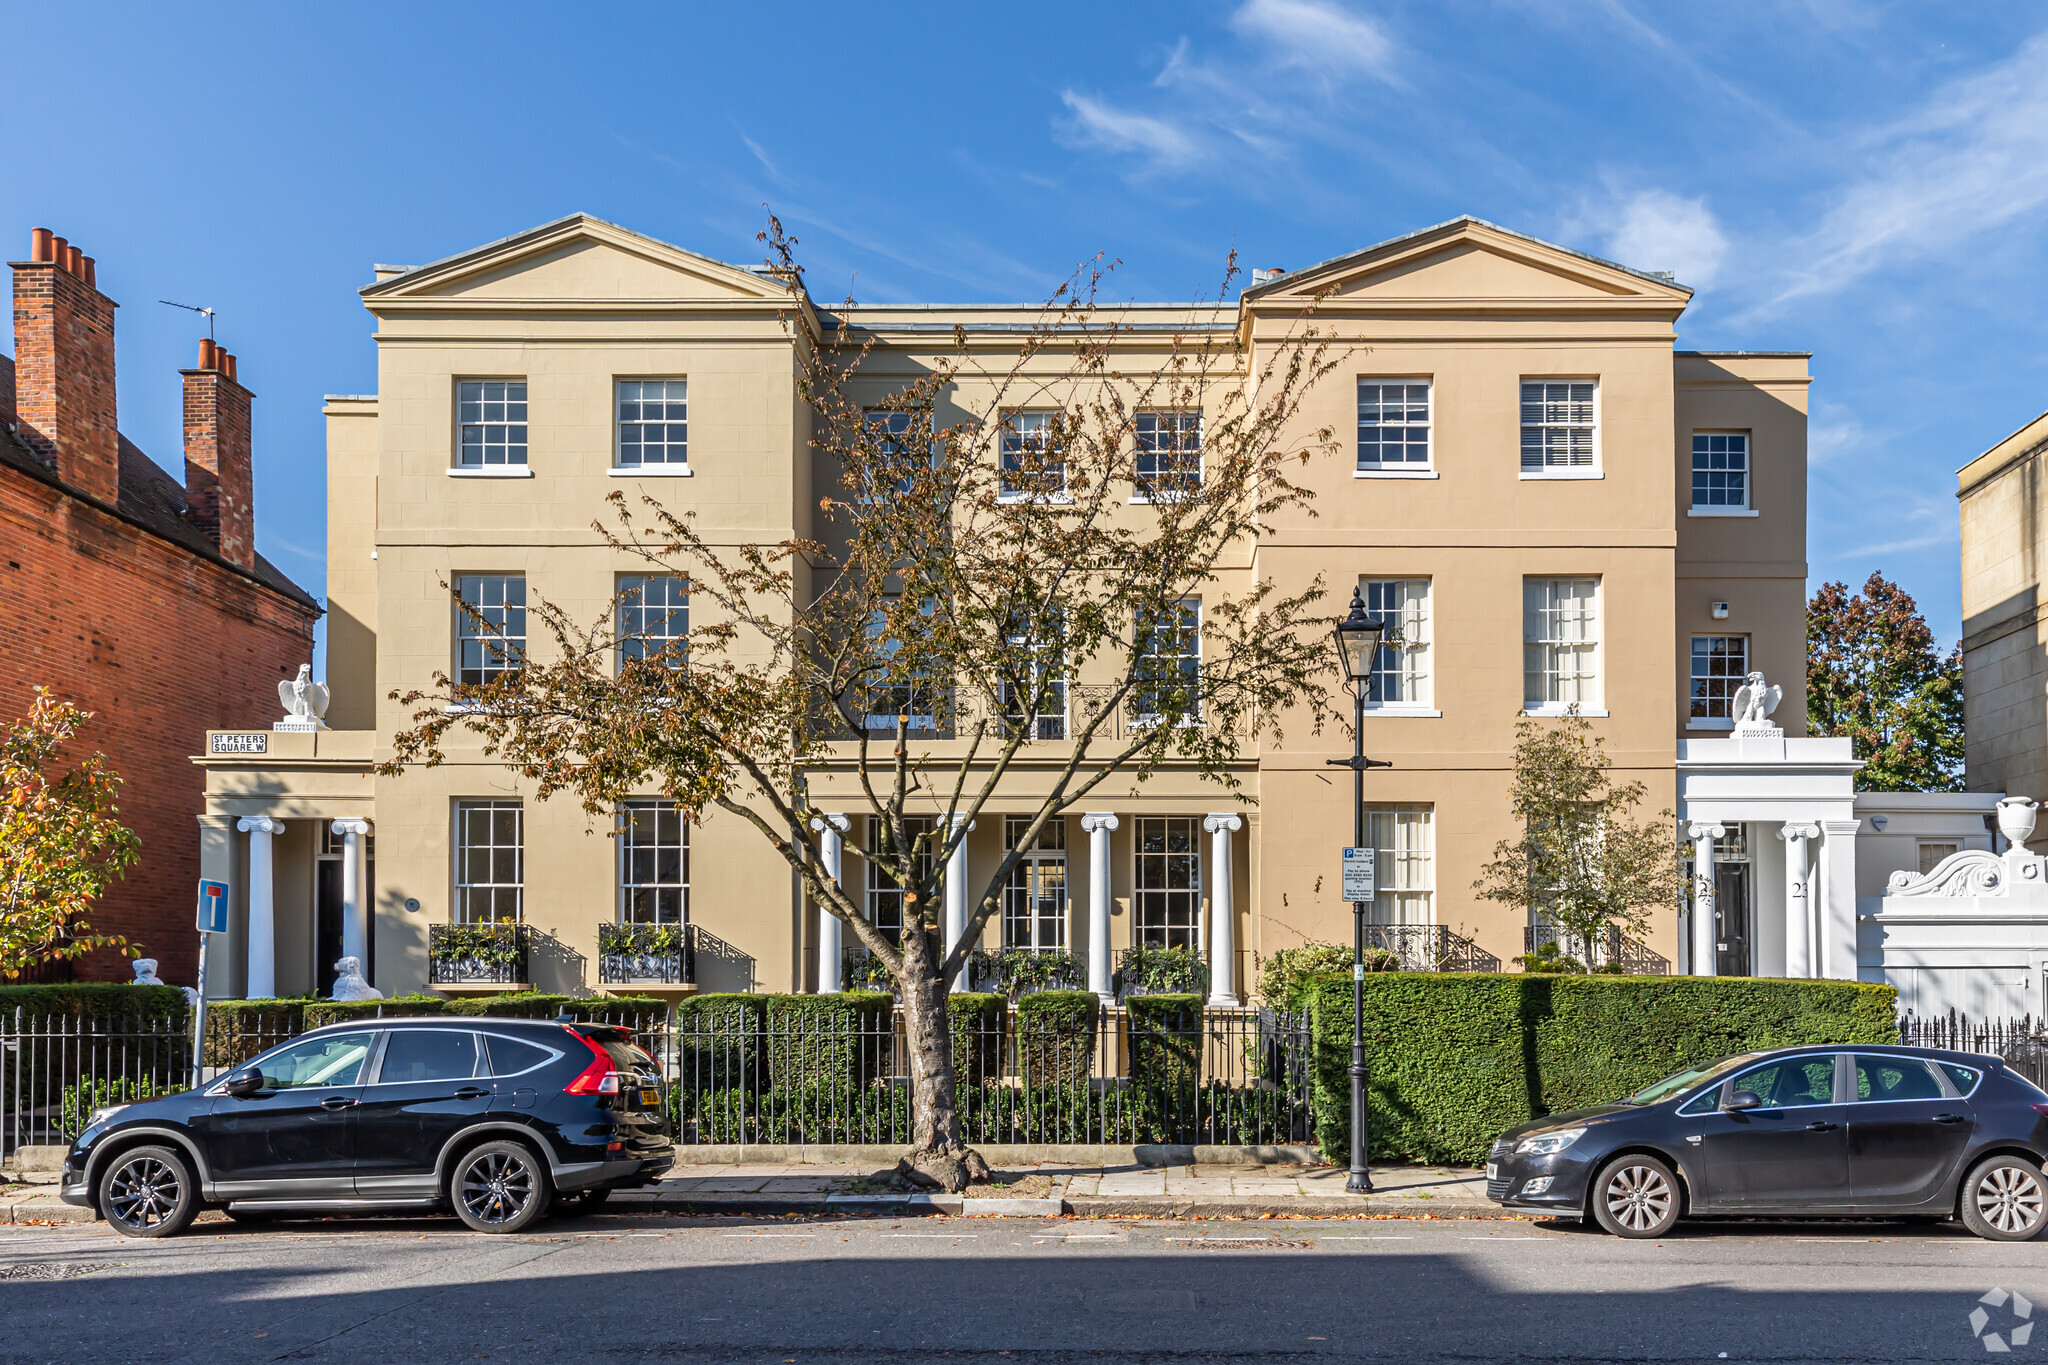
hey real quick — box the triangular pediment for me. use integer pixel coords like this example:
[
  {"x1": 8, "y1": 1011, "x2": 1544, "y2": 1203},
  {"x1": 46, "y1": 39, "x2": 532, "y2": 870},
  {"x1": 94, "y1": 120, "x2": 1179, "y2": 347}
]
[
  {"x1": 1245, "y1": 217, "x2": 1692, "y2": 308},
  {"x1": 362, "y1": 214, "x2": 792, "y2": 305}
]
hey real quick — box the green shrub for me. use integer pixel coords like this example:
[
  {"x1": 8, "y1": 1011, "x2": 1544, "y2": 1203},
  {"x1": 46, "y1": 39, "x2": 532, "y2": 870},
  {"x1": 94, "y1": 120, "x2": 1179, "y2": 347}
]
[
  {"x1": 442, "y1": 991, "x2": 665, "y2": 1023},
  {"x1": 60, "y1": 1075, "x2": 180, "y2": 1140},
  {"x1": 947, "y1": 993, "x2": 1005, "y2": 1086},
  {"x1": 203, "y1": 999, "x2": 312, "y2": 1068},
  {"x1": 1257, "y1": 943, "x2": 1397, "y2": 1007},
  {"x1": 1118, "y1": 945, "x2": 1207, "y2": 995},
  {"x1": 1127, "y1": 993, "x2": 1204, "y2": 1095},
  {"x1": 765, "y1": 992, "x2": 892, "y2": 1092},
  {"x1": 1305, "y1": 973, "x2": 1900, "y2": 1165},
  {"x1": 674, "y1": 993, "x2": 766, "y2": 1092},
  {"x1": 1514, "y1": 942, "x2": 1587, "y2": 974},
  {"x1": 0, "y1": 983, "x2": 188, "y2": 1023},
  {"x1": 301, "y1": 996, "x2": 449, "y2": 1029},
  {"x1": 1014, "y1": 989, "x2": 1098, "y2": 1086}
]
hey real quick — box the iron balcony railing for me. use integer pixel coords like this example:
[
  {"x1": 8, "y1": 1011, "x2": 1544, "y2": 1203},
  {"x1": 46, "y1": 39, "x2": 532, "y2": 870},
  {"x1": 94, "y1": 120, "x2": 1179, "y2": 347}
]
[
  {"x1": 966, "y1": 948, "x2": 1087, "y2": 997},
  {"x1": 1521, "y1": 923, "x2": 1668, "y2": 975},
  {"x1": 1364, "y1": 924, "x2": 1503, "y2": 973},
  {"x1": 598, "y1": 923, "x2": 696, "y2": 986},
  {"x1": 427, "y1": 922, "x2": 531, "y2": 985}
]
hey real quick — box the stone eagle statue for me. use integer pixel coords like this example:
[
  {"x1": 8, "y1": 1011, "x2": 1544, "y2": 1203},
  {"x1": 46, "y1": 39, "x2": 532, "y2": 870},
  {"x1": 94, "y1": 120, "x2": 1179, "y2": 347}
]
[
  {"x1": 1731, "y1": 671, "x2": 1782, "y2": 727},
  {"x1": 278, "y1": 665, "x2": 330, "y2": 725}
]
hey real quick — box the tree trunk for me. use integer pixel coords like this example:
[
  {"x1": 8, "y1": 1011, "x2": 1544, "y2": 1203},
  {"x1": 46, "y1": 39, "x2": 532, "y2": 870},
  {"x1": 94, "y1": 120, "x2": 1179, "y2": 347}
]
[{"x1": 894, "y1": 927, "x2": 990, "y2": 1193}]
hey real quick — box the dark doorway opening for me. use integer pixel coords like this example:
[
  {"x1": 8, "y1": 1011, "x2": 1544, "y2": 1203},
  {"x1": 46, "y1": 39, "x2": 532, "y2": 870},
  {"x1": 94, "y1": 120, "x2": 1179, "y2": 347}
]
[{"x1": 1716, "y1": 859, "x2": 1753, "y2": 977}]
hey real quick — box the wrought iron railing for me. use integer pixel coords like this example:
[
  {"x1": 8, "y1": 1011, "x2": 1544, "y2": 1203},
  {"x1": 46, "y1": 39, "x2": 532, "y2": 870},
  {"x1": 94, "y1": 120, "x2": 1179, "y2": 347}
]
[
  {"x1": 0, "y1": 1009, "x2": 193, "y2": 1160},
  {"x1": 598, "y1": 923, "x2": 695, "y2": 985},
  {"x1": 1364, "y1": 924, "x2": 1502, "y2": 973},
  {"x1": 427, "y1": 922, "x2": 531, "y2": 985},
  {"x1": 1521, "y1": 924, "x2": 1667, "y2": 975},
  {"x1": 1899, "y1": 1012, "x2": 2048, "y2": 1089},
  {"x1": 668, "y1": 998, "x2": 1315, "y2": 1147},
  {"x1": 966, "y1": 948, "x2": 1087, "y2": 997},
  {"x1": 1113, "y1": 945, "x2": 1210, "y2": 999}
]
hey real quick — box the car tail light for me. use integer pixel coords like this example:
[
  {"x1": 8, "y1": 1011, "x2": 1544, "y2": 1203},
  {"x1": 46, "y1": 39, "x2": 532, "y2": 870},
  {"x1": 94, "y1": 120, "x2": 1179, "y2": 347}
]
[
  {"x1": 2031, "y1": 1103, "x2": 2048, "y2": 1119},
  {"x1": 563, "y1": 1029, "x2": 624, "y2": 1096}
]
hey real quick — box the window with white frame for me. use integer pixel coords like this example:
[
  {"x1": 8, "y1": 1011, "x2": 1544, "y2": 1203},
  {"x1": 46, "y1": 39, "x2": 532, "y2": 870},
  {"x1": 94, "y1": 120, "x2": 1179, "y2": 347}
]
[
  {"x1": 618, "y1": 799, "x2": 688, "y2": 924},
  {"x1": 1363, "y1": 806, "x2": 1433, "y2": 927},
  {"x1": 863, "y1": 598, "x2": 937, "y2": 731},
  {"x1": 1691, "y1": 432, "x2": 1749, "y2": 508},
  {"x1": 1135, "y1": 411, "x2": 1202, "y2": 495},
  {"x1": 455, "y1": 800, "x2": 522, "y2": 923},
  {"x1": 1134, "y1": 599, "x2": 1201, "y2": 723},
  {"x1": 458, "y1": 381, "x2": 527, "y2": 468},
  {"x1": 999, "y1": 411, "x2": 1065, "y2": 500},
  {"x1": 1003, "y1": 816, "x2": 1068, "y2": 951},
  {"x1": 1523, "y1": 578, "x2": 1599, "y2": 708},
  {"x1": 1361, "y1": 579, "x2": 1431, "y2": 706},
  {"x1": 863, "y1": 408, "x2": 930, "y2": 498},
  {"x1": 1000, "y1": 611, "x2": 1067, "y2": 740},
  {"x1": 1357, "y1": 381, "x2": 1431, "y2": 469},
  {"x1": 618, "y1": 574, "x2": 688, "y2": 670},
  {"x1": 867, "y1": 816, "x2": 936, "y2": 942},
  {"x1": 455, "y1": 574, "x2": 526, "y2": 686},
  {"x1": 1133, "y1": 816, "x2": 1201, "y2": 949},
  {"x1": 1689, "y1": 635, "x2": 1748, "y2": 721},
  {"x1": 616, "y1": 380, "x2": 688, "y2": 468},
  {"x1": 1519, "y1": 381, "x2": 1596, "y2": 471}
]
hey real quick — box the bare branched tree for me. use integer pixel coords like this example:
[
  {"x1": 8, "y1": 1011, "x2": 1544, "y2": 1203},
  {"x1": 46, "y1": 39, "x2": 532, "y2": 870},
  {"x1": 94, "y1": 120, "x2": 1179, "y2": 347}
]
[{"x1": 385, "y1": 216, "x2": 1346, "y2": 1187}]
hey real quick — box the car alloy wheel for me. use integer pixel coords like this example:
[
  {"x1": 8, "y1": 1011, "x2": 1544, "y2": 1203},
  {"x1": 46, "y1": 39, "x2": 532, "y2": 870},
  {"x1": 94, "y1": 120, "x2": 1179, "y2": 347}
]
[
  {"x1": 1964, "y1": 1158, "x2": 2048, "y2": 1241},
  {"x1": 100, "y1": 1146, "x2": 197, "y2": 1238},
  {"x1": 453, "y1": 1140, "x2": 550, "y2": 1234},
  {"x1": 1593, "y1": 1157, "x2": 1680, "y2": 1238}
]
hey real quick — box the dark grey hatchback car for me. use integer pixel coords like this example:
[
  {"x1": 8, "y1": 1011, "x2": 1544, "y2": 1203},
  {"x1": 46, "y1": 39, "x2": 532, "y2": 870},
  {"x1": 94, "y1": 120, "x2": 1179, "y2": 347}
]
[
  {"x1": 1486, "y1": 1044, "x2": 2048, "y2": 1240},
  {"x1": 61, "y1": 1017, "x2": 675, "y2": 1237}
]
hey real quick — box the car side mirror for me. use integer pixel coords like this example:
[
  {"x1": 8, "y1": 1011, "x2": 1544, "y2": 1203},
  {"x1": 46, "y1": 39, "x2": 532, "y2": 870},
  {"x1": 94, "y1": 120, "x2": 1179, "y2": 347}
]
[
  {"x1": 1723, "y1": 1089, "x2": 1762, "y2": 1112},
  {"x1": 224, "y1": 1071, "x2": 262, "y2": 1099}
]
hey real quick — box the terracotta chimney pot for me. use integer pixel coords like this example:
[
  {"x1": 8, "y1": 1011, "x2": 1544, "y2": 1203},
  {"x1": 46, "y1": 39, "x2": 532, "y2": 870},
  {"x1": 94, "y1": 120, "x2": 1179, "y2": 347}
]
[
  {"x1": 198, "y1": 337, "x2": 217, "y2": 370},
  {"x1": 30, "y1": 228, "x2": 52, "y2": 262},
  {"x1": 81, "y1": 256, "x2": 95, "y2": 289},
  {"x1": 50, "y1": 236, "x2": 69, "y2": 271}
]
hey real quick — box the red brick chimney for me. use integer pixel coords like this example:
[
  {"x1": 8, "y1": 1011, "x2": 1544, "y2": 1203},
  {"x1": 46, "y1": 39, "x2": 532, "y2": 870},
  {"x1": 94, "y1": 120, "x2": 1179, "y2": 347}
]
[
  {"x1": 182, "y1": 337, "x2": 255, "y2": 570},
  {"x1": 11, "y1": 226, "x2": 120, "y2": 503}
]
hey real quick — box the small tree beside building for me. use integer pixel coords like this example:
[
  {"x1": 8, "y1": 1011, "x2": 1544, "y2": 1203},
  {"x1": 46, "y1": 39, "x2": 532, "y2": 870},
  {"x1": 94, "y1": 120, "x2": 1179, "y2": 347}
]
[
  {"x1": 1473, "y1": 708, "x2": 1682, "y2": 969},
  {"x1": 0, "y1": 689, "x2": 141, "y2": 979},
  {"x1": 1807, "y1": 572, "x2": 1964, "y2": 792}
]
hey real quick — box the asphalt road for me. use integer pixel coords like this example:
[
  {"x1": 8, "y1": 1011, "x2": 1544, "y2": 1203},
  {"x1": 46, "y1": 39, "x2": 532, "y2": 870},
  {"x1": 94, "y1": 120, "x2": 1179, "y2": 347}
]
[{"x1": 3, "y1": 1211, "x2": 2045, "y2": 1364}]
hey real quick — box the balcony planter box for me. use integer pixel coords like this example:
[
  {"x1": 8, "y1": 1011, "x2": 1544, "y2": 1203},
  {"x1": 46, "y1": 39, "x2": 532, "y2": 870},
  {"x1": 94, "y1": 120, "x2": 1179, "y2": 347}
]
[
  {"x1": 428, "y1": 923, "x2": 530, "y2": 988},
  {"x1": 599, "y1": 923, "x2": 695, "y2": 986}
]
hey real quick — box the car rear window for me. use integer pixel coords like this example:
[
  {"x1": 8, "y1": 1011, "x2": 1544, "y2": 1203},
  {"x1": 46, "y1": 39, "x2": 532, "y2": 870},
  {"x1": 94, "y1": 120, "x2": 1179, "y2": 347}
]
[
  {"x1": 1940, "y1": 1063, "x2": 1983, "y2": 1096},
  {"x1": 603, "y1": 1040, "x2": 660, "y2": 1078},
  {"x1": 1854, "y1": 1055, "x2": 1945, "y2": 1102},
  {"x1": 484, "y1": 1035, "x2": 557, "y2": 1077},
  {"x1": 379, "y1": 1029, "x2": 480, "y2": 1084}
]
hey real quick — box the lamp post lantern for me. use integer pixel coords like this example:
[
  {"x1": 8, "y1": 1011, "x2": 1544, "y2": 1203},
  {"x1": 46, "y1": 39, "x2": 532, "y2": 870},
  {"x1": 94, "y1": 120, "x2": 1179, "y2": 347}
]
[{"x1": 1327, "y1": 586, "x2": 1389, "y2": 1194}]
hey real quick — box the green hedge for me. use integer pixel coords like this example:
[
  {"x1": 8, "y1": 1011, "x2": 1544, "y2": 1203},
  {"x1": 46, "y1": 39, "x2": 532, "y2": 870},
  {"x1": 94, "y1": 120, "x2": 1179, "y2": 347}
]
[
  {"x1": 947, "y1": 993, "x2": 1006, "y2": 1086},
  {"x1": 442, "y1": 992, "x2": 667, "y2": 1024},
  {"x1": 203, "y1": 999, "x2": 312, "y2": 1068},
  {"x1": 1127, "y1": 993, "x2": 1204, "y2": 1094},
  {"x1": 0, "y1": 983, "x2": 188, "y2": 1022},
  {"x1": 302, "y1": 996, "x2": 449, "y2": 1029},
  {"x1": 1015, "y1": 989, "x2": 1098, "y2": 1086},
  {"x1": 1306, "y1": 973, "x2": 1900, "y2": 1165},
  {"x1": 765, "y1": 993, "x2": 892, "y2": 1091},
  {"x1": 675, "y1": 993, "x2": 767, "y2": 1091}
]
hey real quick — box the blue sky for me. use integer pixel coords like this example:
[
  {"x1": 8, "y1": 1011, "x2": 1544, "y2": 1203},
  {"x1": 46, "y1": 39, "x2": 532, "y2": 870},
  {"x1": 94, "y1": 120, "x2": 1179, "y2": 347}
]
[{"x1": 7, "y1": 1, "x2": 2046, "y2": 658}]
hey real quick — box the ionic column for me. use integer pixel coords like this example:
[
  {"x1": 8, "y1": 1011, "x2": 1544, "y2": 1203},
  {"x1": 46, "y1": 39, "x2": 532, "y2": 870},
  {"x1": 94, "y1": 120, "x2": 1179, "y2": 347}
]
[
  {"x1": 236, "y1": 816, "x2": 284, "y2": 999},
  {"x1": 1777, "y1": 823, "x2": 1820, "y2": 978},
  {"x1": 944, "y1": 815, "x2": 975, "y2": 993},
  {"x1": 1687, "y1": 822, "x2": 1726, "y2": 977},
  {"x1": 332, "y1": 819, "x2": 372, "y2": 975},
  {"x1": 810, "y1": 814, "x2": 849, "y2": 992},
  {"x1": 1081, "y1": 813, "x2": 1119, "y2": 1001},
  {"x1": 1204, "y1": 814, "x2": 1244, "y2": 1006}
]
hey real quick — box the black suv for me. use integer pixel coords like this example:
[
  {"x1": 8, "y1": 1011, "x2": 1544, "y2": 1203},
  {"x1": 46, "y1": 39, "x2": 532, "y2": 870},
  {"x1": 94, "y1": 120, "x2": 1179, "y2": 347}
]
[{"x1": 61, "y1": 1017, "x2": 675, "y2": 1237}]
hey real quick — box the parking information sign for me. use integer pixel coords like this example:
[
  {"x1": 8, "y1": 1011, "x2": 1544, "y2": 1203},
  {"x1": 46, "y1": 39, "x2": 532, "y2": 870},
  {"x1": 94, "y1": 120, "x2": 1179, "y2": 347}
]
[
  {"x1": 196, "y1": 879, "x2": 229, "y2": 934},
  {"x1": 1341, "y1": 847, "x2": 1376, "y2": 903}
]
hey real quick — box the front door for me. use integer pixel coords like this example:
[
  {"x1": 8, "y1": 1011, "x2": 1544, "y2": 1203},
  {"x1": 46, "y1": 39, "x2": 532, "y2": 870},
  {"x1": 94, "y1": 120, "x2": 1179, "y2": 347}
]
[
  {"x1": 1846, "y1": 1053, "x2": 1978, "y2": 1209},
  {"x1": 1690, "y1": 1053, "x2": 1850, "y2": 1210},
  {"x1": 1715, "y1": 860, "x2": 1753, "y2": 977},
  {"x1": 195, "y1": 1030, "x2": 377, "y2": 1199},
  {"x1": 315, "y1": 858, "x2": 343, "y2": 997},
  {"x1": 352, "y1": 1028, "x2": 494, "y2": 1199}
]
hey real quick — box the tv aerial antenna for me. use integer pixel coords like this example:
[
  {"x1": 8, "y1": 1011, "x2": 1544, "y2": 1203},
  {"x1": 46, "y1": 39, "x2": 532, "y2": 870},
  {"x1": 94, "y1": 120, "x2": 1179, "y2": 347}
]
[{"x1": 158, "y1": 299, "x2": 215, "y2": 340}]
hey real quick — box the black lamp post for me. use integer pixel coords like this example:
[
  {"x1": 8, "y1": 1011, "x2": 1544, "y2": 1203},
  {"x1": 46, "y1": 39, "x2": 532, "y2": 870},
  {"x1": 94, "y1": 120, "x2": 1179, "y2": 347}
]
[{"x1": 1327, "y1": 586, "x2": 1388, "y2": 1195}]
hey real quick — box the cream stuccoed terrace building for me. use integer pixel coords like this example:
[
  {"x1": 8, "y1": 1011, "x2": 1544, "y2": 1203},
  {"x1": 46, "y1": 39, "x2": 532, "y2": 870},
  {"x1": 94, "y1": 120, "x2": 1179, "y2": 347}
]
[{"x1": 195, "y1": 212, "x2": 1907, "y2": 1004}]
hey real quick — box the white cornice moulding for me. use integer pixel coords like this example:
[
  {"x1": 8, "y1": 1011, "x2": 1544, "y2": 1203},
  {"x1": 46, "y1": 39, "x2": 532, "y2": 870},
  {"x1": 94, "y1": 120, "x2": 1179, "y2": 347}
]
[
  {"x1": 1687, "y1": 507, "x2": 1761, "y2": 518},
  {"x1": 609, "y1": 466, "x2": 694, "y2": 477},
  {"x1": 1518, "y1": 469, "x2": 1604, "y2": 481},
  {"x1": 447, "y1": 467, "x2": 535, "y2": 478},
  {"x1": 1354, "y1": 469, "x2": 1440, "y2": 480}
]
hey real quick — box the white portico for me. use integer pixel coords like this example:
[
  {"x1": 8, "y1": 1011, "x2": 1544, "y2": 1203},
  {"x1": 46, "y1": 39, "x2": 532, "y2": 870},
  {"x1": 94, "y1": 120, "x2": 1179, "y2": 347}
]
[{"x1": 1676, "y1": 673, "x2": 1863, "y2": 978}]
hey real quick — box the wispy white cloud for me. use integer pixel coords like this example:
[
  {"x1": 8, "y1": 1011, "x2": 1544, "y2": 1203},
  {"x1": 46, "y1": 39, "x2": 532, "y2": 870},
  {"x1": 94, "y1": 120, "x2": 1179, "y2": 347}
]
[
  {"x1": 1599, "y1": 189, "x2": 1728, "y2": 291},
  {"x1": 1807, "y1": 402, "x2": 1871, "y2": 466},
  {"x1": 1057, "y1": 90, "x2": 1200, "y2": 168},
  {"x1": 1227, "y1": 0, "x2": 1398, "y2": 84},
  {"x1": 1820, "y1": 531, "x2": 1954, "y2": 561},
  {"x1": 1768, "y1": 28, "x2": 2048, "y2": 306}
]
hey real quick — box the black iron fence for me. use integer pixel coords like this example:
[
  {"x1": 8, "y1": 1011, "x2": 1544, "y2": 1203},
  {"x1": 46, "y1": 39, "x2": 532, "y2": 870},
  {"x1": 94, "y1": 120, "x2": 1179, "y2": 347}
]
[
  {"x1": 428, "y1": 923, "x2": 531, "y2": 985},
  {"x1": 0, "y1": 1010, "x2": 193, "y2": 1160},
  {"x1": 598, "y1": 924, "x2": 695, "y2": 986},
  {"x1": 1371, "y1": 924, "x2": 1503, "y2": 973},
  {"x1": 1521, "y1": 923, "x2": 1667, "y2": 975},
  {"x1": 669, "y1": 1000, "x2": 1316, "y2": 1147}
]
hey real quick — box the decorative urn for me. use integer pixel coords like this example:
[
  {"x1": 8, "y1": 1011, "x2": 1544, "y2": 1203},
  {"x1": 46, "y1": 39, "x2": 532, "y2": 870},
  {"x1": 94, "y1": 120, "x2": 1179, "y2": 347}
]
[{"x1": 1998, "y1": 796, "x2": 2039, "y2": 849}]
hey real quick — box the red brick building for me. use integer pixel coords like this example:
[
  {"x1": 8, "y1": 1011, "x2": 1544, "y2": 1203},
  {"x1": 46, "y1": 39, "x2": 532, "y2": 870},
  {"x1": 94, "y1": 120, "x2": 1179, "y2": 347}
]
[{"x1": 1, "y1": 227, "x2": 319, "y2": 983}]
